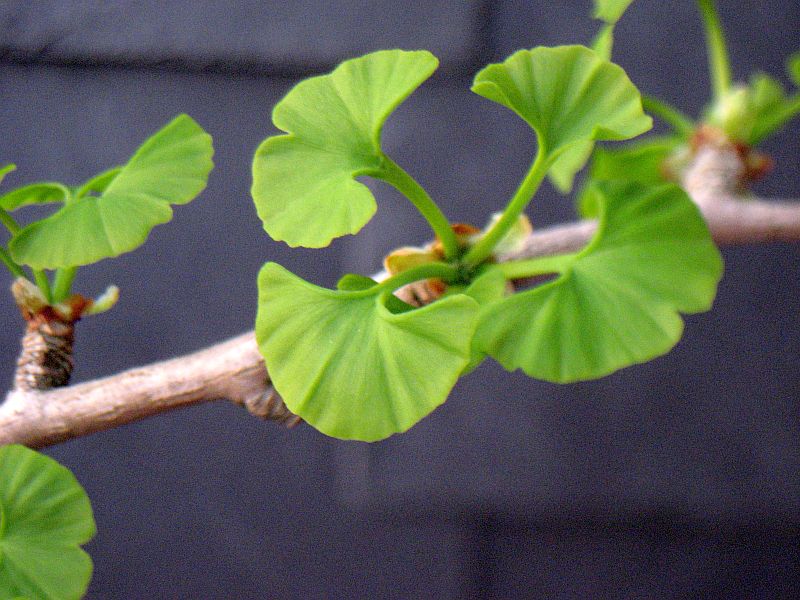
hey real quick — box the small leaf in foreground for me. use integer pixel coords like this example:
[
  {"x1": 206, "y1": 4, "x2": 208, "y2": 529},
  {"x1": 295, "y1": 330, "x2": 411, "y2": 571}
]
[
  {"x1": 252, "y1": 49, "x2": 438, "y2": 248},
  {"x1": 256, "y1": 262, "x2": 478, "y2": 441},
  {"x1": 474, "y1": 181, "x2": 723, "y2": 383},
  {"x1": 0, "y1": 444, "x2": 95, "y2": 600},
  {"x1": 10, "y1": 114, "x2": 213, "y2": 269},
  {"x1": 472, "y1": 45, "x2": 651, "y2": 192}
]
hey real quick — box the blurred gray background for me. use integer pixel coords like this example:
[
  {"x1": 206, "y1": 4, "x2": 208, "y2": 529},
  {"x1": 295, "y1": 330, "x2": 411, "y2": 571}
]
[{"x1": 1, "y1": 1, "x2": 798, "y2": 597}]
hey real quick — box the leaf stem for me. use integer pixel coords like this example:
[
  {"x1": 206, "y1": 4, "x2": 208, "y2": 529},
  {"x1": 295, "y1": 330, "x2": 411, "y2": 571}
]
[
  {"x1": 498, "y1": 253, "x2": 578, "y2": 280},
  {"x1": 359, "y1": 262, "x2": 459, "y2": 297},
  {"x1": 463, "y1": 147, "x2": 550, "y2": 267},
  {"x1": 52, "y1": 267, "x2": 78, "y2": 303},
  {"x1": 697, "y1": 0, "x2": 732, "y2": 103},
  {"x1": 0, "y1": 245, "x2": 25, "y2": 279},
  {"x1": 377, "y1": 157, "x2": 459, "y2": 260},
  {"x1": 33, "y1": 270, "x2": 52, "y2": 303},
  {"x1": 642, "y1": 95, "x2": 695, "y2": 137},
  {"x1": 0, "y1": 207, "x2": 20, "y2": 235},
  {"x1": 0, "y1": 208, "x2": 52, "y2": 299}
]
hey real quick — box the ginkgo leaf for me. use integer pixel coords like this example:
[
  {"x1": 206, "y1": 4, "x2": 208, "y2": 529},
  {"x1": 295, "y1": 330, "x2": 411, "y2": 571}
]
[
  {"x1": 593, "y1": 0, "x2": 636, "y2": 23},
  {"x1": 0, "y1": 165, "x2": 69, "y2": 212},
  {"x1": 0, "y1": 182, "x2": 70, "y2": 211},
  {"x1": 256, "y1": 262, "x2": 478, "y2": 441},
  {"x1": 472, "y1": 46, "x2": 651, "y2": 193},
  {"x1": 555, "y1": 3, "x2": 640, "y2": 192},
  {"x1": 10, "y1": 114, "x2": 213, "y2": 269},
  {"x1": 0, "y1": 445, "x2": 95, "y2": 600},
  {"x1": 252, "y1": 49, "x2": 438, "y2": 248},
  {"x1": 577, "y1": 135, "x2": 680, "y2": 216},
  {"x1": 549, "y1": 141, "x2": 595, "y2": 193},
  {"x1": 746, "y1": 73, "x2": 800, "y2": 144},
  {"x1": 474, "y1": 181, "x2": 723, "y2": 383}
]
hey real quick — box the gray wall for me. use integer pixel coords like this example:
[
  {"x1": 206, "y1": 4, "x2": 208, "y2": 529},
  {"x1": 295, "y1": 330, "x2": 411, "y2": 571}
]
[{"x1": 1, "y1": 1, "x2": 798, "y2": 597}]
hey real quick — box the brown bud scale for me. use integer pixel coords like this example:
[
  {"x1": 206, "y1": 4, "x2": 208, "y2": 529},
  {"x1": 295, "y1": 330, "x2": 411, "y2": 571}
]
[{"x1": 14, "y1": 314, "x2": 76, "y2": 391}]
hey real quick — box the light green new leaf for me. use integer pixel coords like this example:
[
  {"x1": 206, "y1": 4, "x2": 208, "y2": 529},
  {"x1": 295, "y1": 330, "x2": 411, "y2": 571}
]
[
  {"x1": 593, "y1": 0, "x2": 636, "y2": 23},
  {"x1": 577, "y1": 135, "x2": 680, "y2": 216},
  {"x1": 474, "y1": 181, "x2": 723, "y2": 383},
  {"x1": 0, "y1": 165, "x2": 68, "y2": 216},
  {"x1": 0, "y1": 445, "x2": 95, "y2": 600},
  {"x1": 10, "y1": 114, "x2": 213, "y2": 269},
  {"x1": 746, "y1": 73, "x2": 800, "y2": 145},
  {"x1": 252, "y1": 50, "x2": 438, "y2": 248},
  {"x1": 472, "y1": 46, "x2": 651, "y2": 193},
  {"x1": 549, "y1": 141, "x2": 595, "y2": 193},
  {"x1": 256, "y1": 263, "x2": 478, "y2": 441},
  {"x1": 0, "y1": 182, "x2": 70, "y2": 211},
  {"x1": 707, "y1": 72, "x2": 800, "y2": 145}
]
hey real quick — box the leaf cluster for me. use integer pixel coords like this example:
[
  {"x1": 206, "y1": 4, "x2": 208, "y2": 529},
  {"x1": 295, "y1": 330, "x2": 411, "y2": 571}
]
[
  {"x1": 251, "y1": 45, "x2": 722, "y2": 441},
  {"x1": 581, "y1": 0, "x2": 800, "y2": 203},
  {"x1": 0, "y1": 115, "x2": 213, "y2": 306}
]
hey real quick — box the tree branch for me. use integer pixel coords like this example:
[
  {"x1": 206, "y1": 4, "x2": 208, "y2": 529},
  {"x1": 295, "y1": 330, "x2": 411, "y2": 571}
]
[{"x1": 2, "y1": 144, "x2": 799, "y2": 448}]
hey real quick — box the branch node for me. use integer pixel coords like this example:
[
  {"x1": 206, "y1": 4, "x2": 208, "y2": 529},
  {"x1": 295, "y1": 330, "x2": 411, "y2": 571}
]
[{"x1": 244, "y1": 386, "x2": 302, "y2": 428}]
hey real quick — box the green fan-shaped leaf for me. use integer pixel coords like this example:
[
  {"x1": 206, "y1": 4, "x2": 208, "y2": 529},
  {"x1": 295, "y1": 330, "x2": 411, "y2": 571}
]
[
  {"x1": 474, "y1": 181, "x2": 723, "y2": 383},
  {"x1": 549, "y1": 141, "x2": 595, "y2": 193},
  {"x1": 256, "y1": 262, "x2": 478, "y2": 441},
  {"x1": 577, "y1": 135, "x2": 680, "y2": 216},
  {"x1": 472, "y1": 46, "x2": 651, "y2": 193},
  {"x1": 593, "y1": 0, "x2": 636, "y2": 23},
  {"x1": 252, "y1": 49, "x2": 438, "y2": 248},
  {"x1": 0, "y1": 182, "x2": 70, "y2": 211},
  {"x1": 9, "y1": 114, "x2": 213, "y2": 269},
  {"x1": 0, "y1": 444, "x2": 96, "y2": 600}
]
